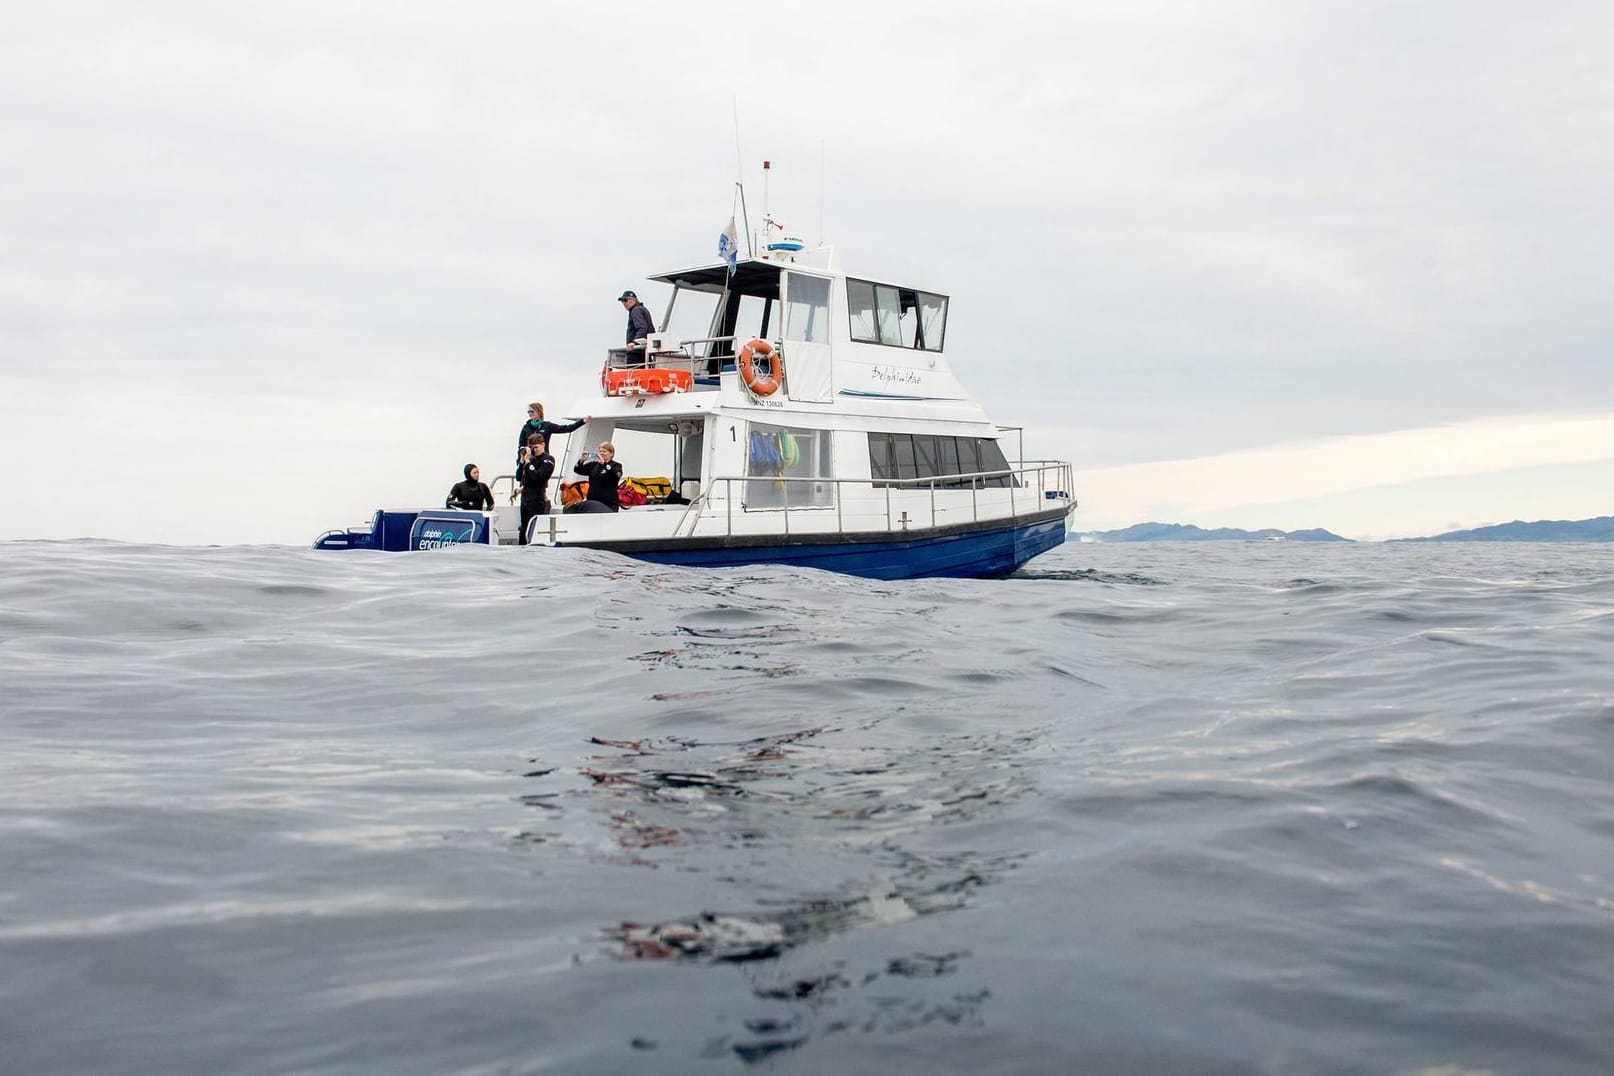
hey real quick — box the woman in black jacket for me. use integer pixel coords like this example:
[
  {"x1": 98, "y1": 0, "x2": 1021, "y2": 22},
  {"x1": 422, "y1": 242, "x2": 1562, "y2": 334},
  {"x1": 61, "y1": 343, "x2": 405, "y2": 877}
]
[
  {"x1": 571, "y1": 441, "x2": 623, "y2": 512},
  {"x1": 515, "y1": 403, "x2": 587, "y2": 468}
]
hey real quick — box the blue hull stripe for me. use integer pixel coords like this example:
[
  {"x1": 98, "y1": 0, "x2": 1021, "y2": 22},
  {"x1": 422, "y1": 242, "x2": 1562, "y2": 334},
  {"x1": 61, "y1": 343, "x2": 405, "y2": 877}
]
[
  {"x1": 566, "y1": 511, "x2": 1070, "y2": 580},
  {"x1": 836, "y1": 389, "x2": 964, "y2": 402}
]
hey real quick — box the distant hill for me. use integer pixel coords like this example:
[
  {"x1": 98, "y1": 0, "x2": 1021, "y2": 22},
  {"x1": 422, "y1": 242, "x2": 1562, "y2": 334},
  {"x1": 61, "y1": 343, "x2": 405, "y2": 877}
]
[
  {"x1": 1071, "y1": 522, "x2": 1351, "y2": 543},
  {"x1": 1395, "y1": 515, "x2": 1614, "y2": 542}
]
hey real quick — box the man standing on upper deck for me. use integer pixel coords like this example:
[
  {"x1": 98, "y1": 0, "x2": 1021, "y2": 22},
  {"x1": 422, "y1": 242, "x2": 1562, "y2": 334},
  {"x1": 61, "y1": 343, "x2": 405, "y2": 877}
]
[{"x1": 618, "y1": 290, "x2": 655, "y2": 368}]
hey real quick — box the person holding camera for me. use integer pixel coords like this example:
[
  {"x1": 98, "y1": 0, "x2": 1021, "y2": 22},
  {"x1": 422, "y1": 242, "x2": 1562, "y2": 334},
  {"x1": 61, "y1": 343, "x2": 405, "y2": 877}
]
[
  {"x1": 514, "y1": 434, "x2": 555, "y2": 544},
  {"x1": 570, "y1": 441, "x2": 623, "y2": 513}
]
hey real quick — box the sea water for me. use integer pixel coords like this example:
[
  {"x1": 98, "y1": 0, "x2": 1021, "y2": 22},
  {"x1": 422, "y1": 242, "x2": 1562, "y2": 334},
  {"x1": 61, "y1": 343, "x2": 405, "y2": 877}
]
[{"x1": 2, "y1": 539, "x2": 1612, "y2": 1075}]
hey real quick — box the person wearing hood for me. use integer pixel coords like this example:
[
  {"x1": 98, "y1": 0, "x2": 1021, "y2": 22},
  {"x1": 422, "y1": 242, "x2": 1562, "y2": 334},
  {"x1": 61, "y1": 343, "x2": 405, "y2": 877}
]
[
  {"x1": 515, "y1": 403, "x2": 588, "y2": 469},
  {"x1": 446, "y1": 464, "x2": 494, "y2": 511}
]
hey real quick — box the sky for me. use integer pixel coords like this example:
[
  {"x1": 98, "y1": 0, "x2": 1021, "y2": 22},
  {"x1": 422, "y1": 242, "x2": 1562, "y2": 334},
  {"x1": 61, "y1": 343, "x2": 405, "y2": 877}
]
[{"x1": 2, "y1": 0, "x2": 1611, "y2": 544}]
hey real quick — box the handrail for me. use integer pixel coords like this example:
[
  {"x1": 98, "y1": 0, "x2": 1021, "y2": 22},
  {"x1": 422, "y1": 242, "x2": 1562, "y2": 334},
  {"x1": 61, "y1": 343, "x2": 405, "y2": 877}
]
[
  {"x1": 649, "y1": 460, "x2": 1073, "y2": 545},
  {"x1": 673, "y1": 486, "x2": 709, "y2": 538},
  {"x1": 526, "y1": 459, "x2": 1071, "y2": 546},
  {"x1": 606, "y1": 333, "x2": 750, "y2": 370}
]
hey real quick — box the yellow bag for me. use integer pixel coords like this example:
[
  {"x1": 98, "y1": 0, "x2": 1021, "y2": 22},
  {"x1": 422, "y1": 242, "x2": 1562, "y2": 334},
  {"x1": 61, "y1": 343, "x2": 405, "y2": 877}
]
[{"x1": 623, "y1": 476, "x2": 672, "y2": 503}]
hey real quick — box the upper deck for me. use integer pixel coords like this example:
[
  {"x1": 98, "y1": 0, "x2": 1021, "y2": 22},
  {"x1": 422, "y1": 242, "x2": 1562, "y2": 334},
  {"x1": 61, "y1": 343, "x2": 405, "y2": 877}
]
[{"x1": 602, "y1": 251, "x2": 989, "y2": 426}]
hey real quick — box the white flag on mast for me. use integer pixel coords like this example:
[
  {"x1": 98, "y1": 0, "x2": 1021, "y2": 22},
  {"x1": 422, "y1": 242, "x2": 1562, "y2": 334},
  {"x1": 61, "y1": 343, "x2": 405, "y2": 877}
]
[{"x1": 718, "y1": 217, "x2": 739, "y2": 274}]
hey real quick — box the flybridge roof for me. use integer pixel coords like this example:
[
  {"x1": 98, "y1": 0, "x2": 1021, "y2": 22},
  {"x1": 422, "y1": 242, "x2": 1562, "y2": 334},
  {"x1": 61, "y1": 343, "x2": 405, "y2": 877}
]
[
  {"x1": 649, "y1": 258, "x2": 794, "y2": 294},
  {"x1": 648, "y1": 257, "x2": 947, "y2": 304}
]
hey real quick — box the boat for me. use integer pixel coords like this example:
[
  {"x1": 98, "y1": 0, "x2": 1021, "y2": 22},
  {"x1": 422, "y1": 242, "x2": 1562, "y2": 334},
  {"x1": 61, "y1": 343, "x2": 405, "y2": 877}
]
[{"x1": 314, "y1": 226, "x2": 1076, "y2": 579}]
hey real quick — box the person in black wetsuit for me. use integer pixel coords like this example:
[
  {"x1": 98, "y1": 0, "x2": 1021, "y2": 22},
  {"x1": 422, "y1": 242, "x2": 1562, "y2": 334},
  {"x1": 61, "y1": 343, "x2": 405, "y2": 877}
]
[
  {"x1": 569, "y1": 441, "x2": 623, "y2": 513},
  {"x1": 514, "y1": 435, "x2": 555, "y2": 544},
  {"x1": 446, "y1": 464, "x2": 494, "y2": 510},
  {"x1": 515, "y1": 403, "x2": 588, "y2": 469}
]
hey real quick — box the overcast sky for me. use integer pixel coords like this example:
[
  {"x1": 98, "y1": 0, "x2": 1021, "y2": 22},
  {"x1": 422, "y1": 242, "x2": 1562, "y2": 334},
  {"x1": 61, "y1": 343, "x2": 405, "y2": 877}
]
[{"x1": 3, "y1": 1, "x2": 1611, "y2": 543}]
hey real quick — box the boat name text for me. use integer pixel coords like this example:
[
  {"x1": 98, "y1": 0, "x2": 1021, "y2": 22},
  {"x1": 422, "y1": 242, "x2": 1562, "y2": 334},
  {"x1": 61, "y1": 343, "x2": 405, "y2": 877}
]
[
  {"x1": 872, "y1": 366, "x2": 923, "y2": 385},
  {"x1": 417, "y1": 526, "x2": 473, "y2": 550}
]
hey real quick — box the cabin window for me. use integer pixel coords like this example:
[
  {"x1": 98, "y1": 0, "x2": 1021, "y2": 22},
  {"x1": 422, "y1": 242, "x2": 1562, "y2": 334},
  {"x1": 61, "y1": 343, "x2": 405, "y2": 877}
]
[
  {"x1": 914, "y1": 435, "x2": 942, "y2": 478},
  {"x1": 663, "y1": 290, "x2": 721, "y2": 360},
  {"x1": 917, "y1": 292, "x2": 947, "y2": 351},
  {"x1": 977, "y1": 437, "x2": 1015, "y2": 488},
  {"x1": 891, "y1": 433, "x2": 918, "y2": 480},
  {"x1": 868, "y1": 432, "x2": 892, "y2": 482},
  {"x1": 956, "y1": 437, "x2": 981, "y2": 478},
  {"x1": 732, "y1": 294, "x2": 773, "y2": 350},
  {"x1": 783, "y1": 273, "x2": 831, "y2": 343},
  {"x1": 867, "y1": 434, "x2": 1019, "y2": 488},
  {"x1": 848, "y1": 280, "x2": 879, "y2": 343},
  {"x1": 875, "y1": 286, "x2": 904, "y2": 346},
  {"x1": 744, "y1": 422, "x2": 834, "y2": 510},
  {"x1": 846, "y1": 279, "x2": 950, "y2": 351}
]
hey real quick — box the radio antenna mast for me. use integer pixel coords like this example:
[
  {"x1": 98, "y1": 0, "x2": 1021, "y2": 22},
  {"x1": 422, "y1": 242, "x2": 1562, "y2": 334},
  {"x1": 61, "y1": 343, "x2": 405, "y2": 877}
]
[
  {"x1": 762, "y1": 159, "x2": 771, "y2": 240},
  {"x1": 732, "y1": 97, "x2": 753, "y2": 256},
  {"x1": 818, "y1": 140, "x2": 825, "y2": 245}
]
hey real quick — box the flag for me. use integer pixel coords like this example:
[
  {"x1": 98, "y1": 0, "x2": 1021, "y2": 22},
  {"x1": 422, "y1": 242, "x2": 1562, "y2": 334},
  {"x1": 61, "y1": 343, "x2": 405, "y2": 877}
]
[{"x1": 718, "y1": 217, "x2": 739, "y2": 275}]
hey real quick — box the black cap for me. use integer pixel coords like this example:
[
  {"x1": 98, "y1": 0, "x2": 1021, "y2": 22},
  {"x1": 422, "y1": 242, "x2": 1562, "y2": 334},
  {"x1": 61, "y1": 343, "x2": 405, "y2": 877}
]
[{"x1": 617, "y1": 290, "x2": 636, "y2": 301}]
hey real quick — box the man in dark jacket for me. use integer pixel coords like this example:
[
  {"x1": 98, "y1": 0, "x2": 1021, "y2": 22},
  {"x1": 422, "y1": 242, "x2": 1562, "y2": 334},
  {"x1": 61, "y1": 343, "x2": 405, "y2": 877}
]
[
  {"x1": 446, "y1": 464, "x2": 494, "y2": 511},
  {"x1": 514, "y1": 435, "x2": 555, "y2": 544},
  {"x1": 619, "y1": 290, "x2": 655, "y2": 367}
]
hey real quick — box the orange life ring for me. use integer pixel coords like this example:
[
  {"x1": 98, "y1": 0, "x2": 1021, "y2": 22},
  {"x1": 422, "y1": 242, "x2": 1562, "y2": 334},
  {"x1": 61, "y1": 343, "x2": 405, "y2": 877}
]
[{"x1": 737, "y1": 339, "x2": 782, "y2": 396}]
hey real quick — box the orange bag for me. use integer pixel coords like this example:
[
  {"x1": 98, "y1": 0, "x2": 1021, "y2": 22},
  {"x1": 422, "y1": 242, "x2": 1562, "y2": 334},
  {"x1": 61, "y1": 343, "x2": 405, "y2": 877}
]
[{"x1": 560, "y1": 480, "x2": 587, "y2": 506}]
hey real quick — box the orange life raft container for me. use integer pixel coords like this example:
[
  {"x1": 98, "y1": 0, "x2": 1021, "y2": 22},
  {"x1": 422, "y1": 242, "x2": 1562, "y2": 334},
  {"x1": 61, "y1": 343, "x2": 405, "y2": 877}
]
[{"x1": 602, "y1": 367, "x2": 694, "y2": 397}]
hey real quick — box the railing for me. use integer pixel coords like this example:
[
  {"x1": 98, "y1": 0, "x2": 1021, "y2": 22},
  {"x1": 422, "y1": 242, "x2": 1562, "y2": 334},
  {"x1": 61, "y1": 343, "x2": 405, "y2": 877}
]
[
  {"x1": 636, "y1": 459, "x2": 1074, "y2": 544},
  {"x1": 605, "y1": 334, "x2": 752, "y2": 382},
  {"x1": 493, "y1": 460, "x2": 1070, "y2": 546}
]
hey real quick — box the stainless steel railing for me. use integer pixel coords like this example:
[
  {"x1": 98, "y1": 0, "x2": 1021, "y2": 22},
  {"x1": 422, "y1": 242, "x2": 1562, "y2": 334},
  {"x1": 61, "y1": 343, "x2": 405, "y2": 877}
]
[
  {"x1": 672, "y1": 460, "x2": 1074, "y2": 541},
  {"x1": 605, "y1": 334, "x2": 758, "y2": 379},
  {"x1": 500, "y1": 447, "x2": 1072, "y2": 546}
]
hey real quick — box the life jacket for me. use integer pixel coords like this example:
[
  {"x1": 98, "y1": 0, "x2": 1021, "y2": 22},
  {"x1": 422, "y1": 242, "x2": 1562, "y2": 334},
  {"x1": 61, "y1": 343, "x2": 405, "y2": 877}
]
[
  {"x1": 560, "y1": 480, "x2": 588, "y2": 506},
  {"x1": 749, "y1": 431, "x2": 783, "y2": 472}
]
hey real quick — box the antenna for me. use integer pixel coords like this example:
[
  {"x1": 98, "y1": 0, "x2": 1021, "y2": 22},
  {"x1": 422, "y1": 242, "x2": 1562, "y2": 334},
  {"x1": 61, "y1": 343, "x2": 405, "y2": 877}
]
[
  {"x1": 762, "y1": 159, "x2": 771, "y2": 240},
  {"x1": 818, "y1": 140, "x2": 825, "y2": 246},
  {"x1": 731, "y1": 98, "x2": 753, "y2": 256}
]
